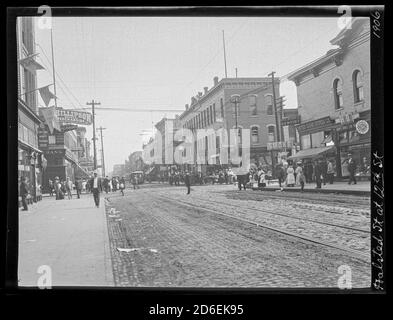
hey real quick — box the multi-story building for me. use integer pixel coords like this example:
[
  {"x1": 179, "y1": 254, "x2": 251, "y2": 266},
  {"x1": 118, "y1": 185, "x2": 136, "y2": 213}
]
[
  {"x1": 17, "y1": 17, "x2": 45, "y2": 202},
  {"x1": 287, "y1": 18, "x2": 370, "y2": 178},
  {"x1": 37, "y1": 117, "x2": 90, "y2": 190},
  {"x1": 112, "y1": 164, "x2": 126, "y2": 177},
  {"x1": 178, "y1": 76, "x2": 289, "y2": 173}
]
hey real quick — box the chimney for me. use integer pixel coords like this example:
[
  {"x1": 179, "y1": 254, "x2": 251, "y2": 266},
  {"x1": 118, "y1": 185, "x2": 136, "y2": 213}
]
[
  {"x1": 185, "y1": 104, "x2": 189, "y2": 110},
  {"x1": 213, "y1": 76, "x2": 219, "y2": 86},
  {"x1": 191, "y1": 97, "x2": 197, "y2": 105},
  {"x1": 204, "y1": 87, "x2": 208, "y2": 94},
  {"x1": 198, "y1": 92, "x2": 202, "y2": 98}
]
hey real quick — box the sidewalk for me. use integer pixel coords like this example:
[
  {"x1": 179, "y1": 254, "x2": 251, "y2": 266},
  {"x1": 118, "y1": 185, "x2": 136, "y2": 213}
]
[
  {"x1": 18, "y1": 194, "x2": 114, "y2": 287},
  {"x1": 251, "y1": 180, "x2": 370, "y2": 196}
]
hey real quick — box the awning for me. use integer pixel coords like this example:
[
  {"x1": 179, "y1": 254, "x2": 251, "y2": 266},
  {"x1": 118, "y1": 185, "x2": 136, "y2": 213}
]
[{"x1": 287, "y1": 146, "x2": 335, "y2": 160}]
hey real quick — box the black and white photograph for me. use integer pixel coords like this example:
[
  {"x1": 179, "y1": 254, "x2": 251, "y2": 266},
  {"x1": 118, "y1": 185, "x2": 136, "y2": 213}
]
[{"x1": 6, "y1": 6, "x2": 384, "y2": 296}]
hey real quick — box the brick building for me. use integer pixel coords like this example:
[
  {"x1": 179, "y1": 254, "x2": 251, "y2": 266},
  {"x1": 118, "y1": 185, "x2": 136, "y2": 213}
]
[
  {"x1": 287, "y1": 18, "x2": 370, "y2": 178},
  {"x1": 17, "y1": 17, "x2": 45, "y2": 202}
]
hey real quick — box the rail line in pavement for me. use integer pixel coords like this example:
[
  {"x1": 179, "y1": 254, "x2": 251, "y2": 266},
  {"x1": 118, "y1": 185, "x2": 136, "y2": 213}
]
[{"x1": 154, "y1": 193, "x2": 370, "y2": 262}]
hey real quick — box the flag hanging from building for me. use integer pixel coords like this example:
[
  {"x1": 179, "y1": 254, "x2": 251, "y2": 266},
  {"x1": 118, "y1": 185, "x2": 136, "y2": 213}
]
[
  {"x1": 38, "y1": 85, "x2": 57, "y2": 106},
  {"x1": 19, "y1": 54, "x2": 45, "y2": 73},
  {"x1": 39, "y1": 106, "x2": 61, "y2": 134}
]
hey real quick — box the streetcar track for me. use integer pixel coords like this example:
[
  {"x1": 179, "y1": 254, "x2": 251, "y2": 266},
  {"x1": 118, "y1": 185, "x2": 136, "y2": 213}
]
[
  {"x1": 159, "y1": 192, "x2": 369, "y2": 234},
  {"x1": 155, "y1": 194, "x2": 369, "y2": 261}
]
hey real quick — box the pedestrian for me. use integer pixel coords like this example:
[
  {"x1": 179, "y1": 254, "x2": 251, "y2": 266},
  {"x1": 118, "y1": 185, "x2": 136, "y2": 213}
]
[
  {"x1": 314, "y1": 160, "x2": 322, "y2": 189},
  {"x1": 321, "y1": 159, "x2": 328, "y2": 185},
  {"x1": 48, "y1": 179, "x2": 54, "y2": 197},
  {"x1": 258, "y1": 168, "x2": 266, "y2": 188},
  {"x1": 286, "y1": 165, "x2": 296, "y2": 187},
  {"x1": 295, "y1": 162, "x2": 306, "y2": 192},
  {"x1": 108, "y1": 178, "x2": 112, "y2": 192},
  {"x1": 66, "y1": 177, "x2": 73, "y2": 199},
  {"x1": 54, "y1": 176, "x2": 60, "y2": 200},
  {"x1": 119, "y1": 177, "x2": 125, "y2": 196},
  {"x1": 19, "y1": 177, "x2": 29, "y2": 211},
  {"x1": 346, "y1": 153, "x2": 357, "y2": 185},
  {"x1": 327, "y1": 160, "x2": 335, "y2": 184},
  {"x1": 275, "y1": 164, "x2": 285, "y2": 188},
  {"x1": 184, "y1": 171, "x2": 191, "y2": 194},
  {"x1": 82, "y1": 179, "x2": 87, "y2": 193},
  {"x1": 89, "y1": 172, "x2": 103, "y2": 208},
  {"x1": 75, "y1": 177, "x2": 82, "y2": 199},
  {"x1": 103, "y1": 176, "x2": 109, "y2": 193}
]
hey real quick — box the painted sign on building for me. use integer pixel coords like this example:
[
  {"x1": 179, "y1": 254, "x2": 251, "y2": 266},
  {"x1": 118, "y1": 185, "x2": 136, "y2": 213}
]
[
  {"x1": 56, "y1": 108, "x2": 92, "y2": 125},
  {"x1": 267, "y1": 140, "x2": 293, "y2": 151}
]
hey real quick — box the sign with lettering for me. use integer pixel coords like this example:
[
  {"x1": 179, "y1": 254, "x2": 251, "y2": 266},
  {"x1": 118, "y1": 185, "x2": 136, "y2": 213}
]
[
  {"x1": 296, "y1": 116, "x2": 335, "y2": 133},
  {"x1": 335, "y1": 111, "x2": 360, "y2": 125},
  {"x1": 61, "y1": 124, "x2": 79, "y2": 132},
  {"x1": 355, "y1": 120, "x2": 370, "y2": 134},
  {"x1": 56, "y1": 108, "x2": 92, "y2": 125},
  {"x1": 267, "y1": 140, "x2": 293, "y2": 151},
  {"x1": 281, "y1": 116, "x2": 301, "y2": 127}
]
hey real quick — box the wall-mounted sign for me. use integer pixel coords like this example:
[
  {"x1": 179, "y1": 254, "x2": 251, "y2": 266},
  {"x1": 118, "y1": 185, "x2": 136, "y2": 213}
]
[
  {"x1": 281, "y1": 115, "x2": 301, "y2": 127},
  {"x1": 335, "y1": 111, "x2": 360, "y2": 125},
  {"x1": 296, "y1": 116, "x2": 335, "y2": 134},
  {"x1": 56, "y1": 108, "x2": 92, "y2": 125},
  {"x1": 267, "y1": 140, "x2": 293, "y2": 151},
  {"x1": 61, "y1": 124, "x2": 79, "y2": 132},
  {"x1": 355, "y1": 120, "x2": 370, "y2": 134}
]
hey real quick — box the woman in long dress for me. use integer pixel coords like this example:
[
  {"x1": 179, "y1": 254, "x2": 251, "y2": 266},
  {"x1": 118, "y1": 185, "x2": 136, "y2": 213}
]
[{"x1": 286, "y1": 165, "x2": 296, "y2": 187}]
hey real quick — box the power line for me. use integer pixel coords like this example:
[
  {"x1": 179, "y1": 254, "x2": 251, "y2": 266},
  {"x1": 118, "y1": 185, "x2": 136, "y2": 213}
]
[{"x1": 36, "y1": 42, "x2": 84, "y2": 109}]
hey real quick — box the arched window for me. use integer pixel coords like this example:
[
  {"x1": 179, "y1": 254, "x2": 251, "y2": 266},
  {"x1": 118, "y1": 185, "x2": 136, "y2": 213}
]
[
  {"x1": 265, "y1": 95, "x2": 273, "y2": 115},
  {"x1": 353, "y1": 70, "x2": 364, "y2": 103},
  {"x1": 251, "y1": 126, "x2": 259, "y2": 143},
  {"x1": 267, "y1": 125, "x2": 276, "y2": 142},
  {"x1": 249, "y1": 95, "x2": 257, "y2": 115},
  {"x1": 333, "y1": 78, "x2": 343, "y2": 109}
]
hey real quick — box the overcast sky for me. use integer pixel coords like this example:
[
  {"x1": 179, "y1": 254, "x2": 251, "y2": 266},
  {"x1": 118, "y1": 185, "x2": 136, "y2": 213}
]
[{"x1": 34, "y1": 16, "x2": 341, "y2": 173}]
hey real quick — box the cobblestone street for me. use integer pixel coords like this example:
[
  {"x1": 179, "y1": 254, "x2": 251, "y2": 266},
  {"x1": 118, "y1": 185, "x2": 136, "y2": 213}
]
[{"x1": 104, "y1": 184, "x2": 370, "y2": 288}]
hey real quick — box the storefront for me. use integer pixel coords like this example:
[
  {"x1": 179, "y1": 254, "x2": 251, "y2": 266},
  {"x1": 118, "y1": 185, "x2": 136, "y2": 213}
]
[
  {"x1": 295, "y1": 110, "x2": 371, "y2": 178},
  {"x1": 18, "y1": 100, "x2": 43, "y2": 203}
]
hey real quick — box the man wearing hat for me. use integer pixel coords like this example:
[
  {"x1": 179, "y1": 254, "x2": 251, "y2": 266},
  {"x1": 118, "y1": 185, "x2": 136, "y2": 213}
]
[
  {"x1": 89, "y1": 172, "x2": 103, "y2": 207},
  {"x1": 347, "y1": 153, "x2": 357, "y2": 185}
]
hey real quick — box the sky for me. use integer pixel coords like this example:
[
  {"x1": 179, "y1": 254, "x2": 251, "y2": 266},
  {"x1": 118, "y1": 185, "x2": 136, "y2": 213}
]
[{"x1": 34, "y1": 16, "x2": 342, "y2": 174}]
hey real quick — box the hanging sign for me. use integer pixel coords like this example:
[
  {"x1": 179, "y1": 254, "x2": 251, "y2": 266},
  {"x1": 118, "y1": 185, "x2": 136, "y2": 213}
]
[
  {"x1": 355, "y1": 120, "x2": 370, "y2": 134},
  {"x1": 56, "y1": 108, "x2": 92, "y2": 125}
]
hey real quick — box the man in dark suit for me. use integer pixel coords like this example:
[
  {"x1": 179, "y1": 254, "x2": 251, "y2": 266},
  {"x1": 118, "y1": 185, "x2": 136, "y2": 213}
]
[
  {"x1": 347, "y1": 153, "x2": 357, "y2": 185},
  {"x1": 314, "y1": 160, "x2": 322, "y2": 189},
  {"x1": 19, "y1": 177, "x2": 29, "y2": 211},
  {"x1": 184, "y1": 171, "x2": 191, "y2": 195},
  {"x1": 89, "y1": 172, "x2": 103, "y2": 207}
]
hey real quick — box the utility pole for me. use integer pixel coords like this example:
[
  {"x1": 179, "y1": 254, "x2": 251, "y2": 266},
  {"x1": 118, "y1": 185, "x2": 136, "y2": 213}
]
[
  {"x1": 97, "y1": 126, "x2": 106, "y2": 177},
  {"x1": 50, "y1": 27, "x2": 57, "y2": 108},
  {"x1": 222, "y1": 30, "x2": 228, "y2": 78},
  {"x1": 87, "y1": 100, "x2": 100, "y2": 170},
  {"x1": 268, "y1": 71, "x2": 281, "y2": 142}
]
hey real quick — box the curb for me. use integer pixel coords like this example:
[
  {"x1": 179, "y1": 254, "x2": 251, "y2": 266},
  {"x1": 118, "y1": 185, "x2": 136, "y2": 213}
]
[{"x1": 251, "y1": 186, "x2": 370, "y2": 196}]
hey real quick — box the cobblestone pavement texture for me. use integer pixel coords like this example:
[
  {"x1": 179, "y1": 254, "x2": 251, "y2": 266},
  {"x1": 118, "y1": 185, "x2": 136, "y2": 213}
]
[{"x1": 104, "y1": 184, "x2": 370, "y2": 288}]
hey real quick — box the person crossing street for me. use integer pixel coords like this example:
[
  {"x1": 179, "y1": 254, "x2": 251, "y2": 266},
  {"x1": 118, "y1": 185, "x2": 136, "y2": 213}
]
[
  {"x1": 19, "y1": 177, "x2": 29, "y2": 211},
  {"x1": 184, "y1": 171, "x2": 191, "y2": 195}
]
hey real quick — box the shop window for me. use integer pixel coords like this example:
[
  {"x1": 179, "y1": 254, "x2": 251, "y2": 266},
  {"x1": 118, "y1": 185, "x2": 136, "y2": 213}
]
[
  {"x1": 311, "y1": 131, "x2": 324, "y2": 148},
  {"x1": 251, "y1": 126, "x2": 259, "y2": 143},
  {"x1": 333, "y1": 78, "x2": 343, "y2": 109},
  {"x1": 267, "y1": 125, "x2": 276, "y2": 142},
  {"x1": 249, "y1": 95, "x2": 257, "y2": 116},
  {"x1": 339, "y1": 131, "x2": 348, "y2": 144},
  {"x1": 353, "y1": 70, "x2": 364, "y2": 103}
]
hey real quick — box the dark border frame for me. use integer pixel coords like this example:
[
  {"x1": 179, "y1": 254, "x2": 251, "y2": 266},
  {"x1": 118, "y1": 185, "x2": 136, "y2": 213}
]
[{"x1": 6, "y1": 5, "x2": 385, "y2": 304}]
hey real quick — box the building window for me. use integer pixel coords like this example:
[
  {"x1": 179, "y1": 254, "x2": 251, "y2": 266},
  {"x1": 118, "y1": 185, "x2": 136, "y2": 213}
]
[
  {"x1": 301, "y1": 134, "x2": 311, "y2": 149},
  {"x1": 213, "y1": 103, "x2": 216, "y2": 122},
  {"x1": 266, "y1": 95, "x2": 273, "y2": 115},
  {"x1": 210, "y1": 105, "x2": 214, "y2": 123},
  {"x1": 333, "y1": 78, "x2": 343, "y2": 109},
  {"x1": 249, "y1": 95, "x2": 257, "y2": 116},
  {"x1": 267, "y1": 125, "x2": 276, "y2": 142},
  {"x1": 220, "y1": 98, "x2": 224, "y2": 118},
  {"x1": 353, "y1": 70, "x2": 364, "y2": 103},
  {"x1": 207, "y1": 107, "x2": 210, "y2": 125},
  {"x1": 251, "y1": 126, "x2": 259, "y2": 143}
]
